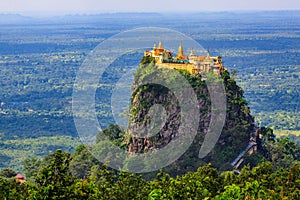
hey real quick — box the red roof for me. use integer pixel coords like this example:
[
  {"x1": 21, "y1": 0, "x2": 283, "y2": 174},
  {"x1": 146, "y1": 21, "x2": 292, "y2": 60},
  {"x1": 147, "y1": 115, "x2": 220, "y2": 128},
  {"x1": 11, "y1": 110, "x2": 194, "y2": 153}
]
[{"x1": 15, "y1": 174, "x2": 24, "y2": 179}]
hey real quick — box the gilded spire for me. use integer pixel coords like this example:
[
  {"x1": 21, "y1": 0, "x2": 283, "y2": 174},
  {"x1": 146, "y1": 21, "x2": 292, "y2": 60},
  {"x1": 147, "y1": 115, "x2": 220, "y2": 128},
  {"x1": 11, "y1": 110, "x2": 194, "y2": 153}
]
[
  {"x1": 177, "y1": 41, "x2": 184, "y2": 58},
  {"x1": 153, "y1": 42, "x2": 157, "y2": 50},
  {"x1": 190, "y1": 49, "x2": 195, "y2": 56},
  {"x1": 158, "y1": 40, "x2": 163, "y2": 49}
]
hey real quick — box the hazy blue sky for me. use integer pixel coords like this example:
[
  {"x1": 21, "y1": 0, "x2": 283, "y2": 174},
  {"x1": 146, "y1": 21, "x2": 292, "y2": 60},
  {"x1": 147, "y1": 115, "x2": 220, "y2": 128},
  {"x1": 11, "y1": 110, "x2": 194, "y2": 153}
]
[{"x1": 1, "y1": 0, "x2": 300, "y2": 15}]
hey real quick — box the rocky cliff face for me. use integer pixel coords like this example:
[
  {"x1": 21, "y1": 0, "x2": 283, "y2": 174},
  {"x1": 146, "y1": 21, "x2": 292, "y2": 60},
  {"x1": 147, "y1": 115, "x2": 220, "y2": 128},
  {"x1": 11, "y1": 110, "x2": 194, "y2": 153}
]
[{"x1": 126, "y1": 57, "x2": 255, "y2": 172}]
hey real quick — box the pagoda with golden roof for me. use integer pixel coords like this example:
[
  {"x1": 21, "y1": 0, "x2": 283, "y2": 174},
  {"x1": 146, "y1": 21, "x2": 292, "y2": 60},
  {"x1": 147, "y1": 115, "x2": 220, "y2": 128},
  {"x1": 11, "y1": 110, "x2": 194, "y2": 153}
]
[{"x1": 144, "y1": 41, "x2": 225, "y2": 75}]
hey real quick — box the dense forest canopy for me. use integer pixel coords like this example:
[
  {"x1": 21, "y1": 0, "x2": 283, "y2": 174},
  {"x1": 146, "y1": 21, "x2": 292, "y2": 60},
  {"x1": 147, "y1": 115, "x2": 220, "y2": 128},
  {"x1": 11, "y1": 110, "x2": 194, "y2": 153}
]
[{"x1": 0, "y1": 148, "x2": 299, "y2": 199}]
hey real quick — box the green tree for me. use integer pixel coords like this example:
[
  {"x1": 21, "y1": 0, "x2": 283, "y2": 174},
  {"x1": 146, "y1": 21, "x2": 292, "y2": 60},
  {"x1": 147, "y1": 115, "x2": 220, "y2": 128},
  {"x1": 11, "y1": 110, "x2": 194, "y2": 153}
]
[
  {"x1": 34, "y1": 149, "x2": 75, "y2": 199},
  {"x1": 22, "y1": 157, "x2": 42, "y2": 182},
  {"x1": 69, "y1": 144, "x2": 99, "y2": 179},
  {"x1": 260, "y1": 127, "x2": 276, "y2": 143},
  {"x1": 0, "y1": 168, "x2": 17, "y2": 178}
]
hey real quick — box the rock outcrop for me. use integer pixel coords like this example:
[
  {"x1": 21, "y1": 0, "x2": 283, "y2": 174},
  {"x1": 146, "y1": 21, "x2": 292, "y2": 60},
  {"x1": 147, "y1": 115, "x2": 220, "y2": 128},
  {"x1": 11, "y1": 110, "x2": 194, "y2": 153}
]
[{"x1": 126, "y1": 57, "x2": 256, "y2": 173}]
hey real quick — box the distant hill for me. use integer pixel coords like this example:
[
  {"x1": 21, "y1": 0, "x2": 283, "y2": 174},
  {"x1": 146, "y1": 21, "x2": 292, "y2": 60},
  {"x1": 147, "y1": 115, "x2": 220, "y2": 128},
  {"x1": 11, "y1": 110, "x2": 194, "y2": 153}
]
[
  {"x1": 0, "y1": 14, "x2": 33, "y2": 24},
  {"x1": 0, "y1": 12, "x2": 165, "y2": 25},
  {"x1": 1, "y1": 11, "x2": 299, "y2": 24}
]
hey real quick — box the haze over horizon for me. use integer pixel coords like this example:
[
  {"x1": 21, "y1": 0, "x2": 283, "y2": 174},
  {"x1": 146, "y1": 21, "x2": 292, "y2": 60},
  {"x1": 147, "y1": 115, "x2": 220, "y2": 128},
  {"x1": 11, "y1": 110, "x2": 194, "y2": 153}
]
[{"x1": 1, "y1": 0, "x2": 300, "y2": 16}]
